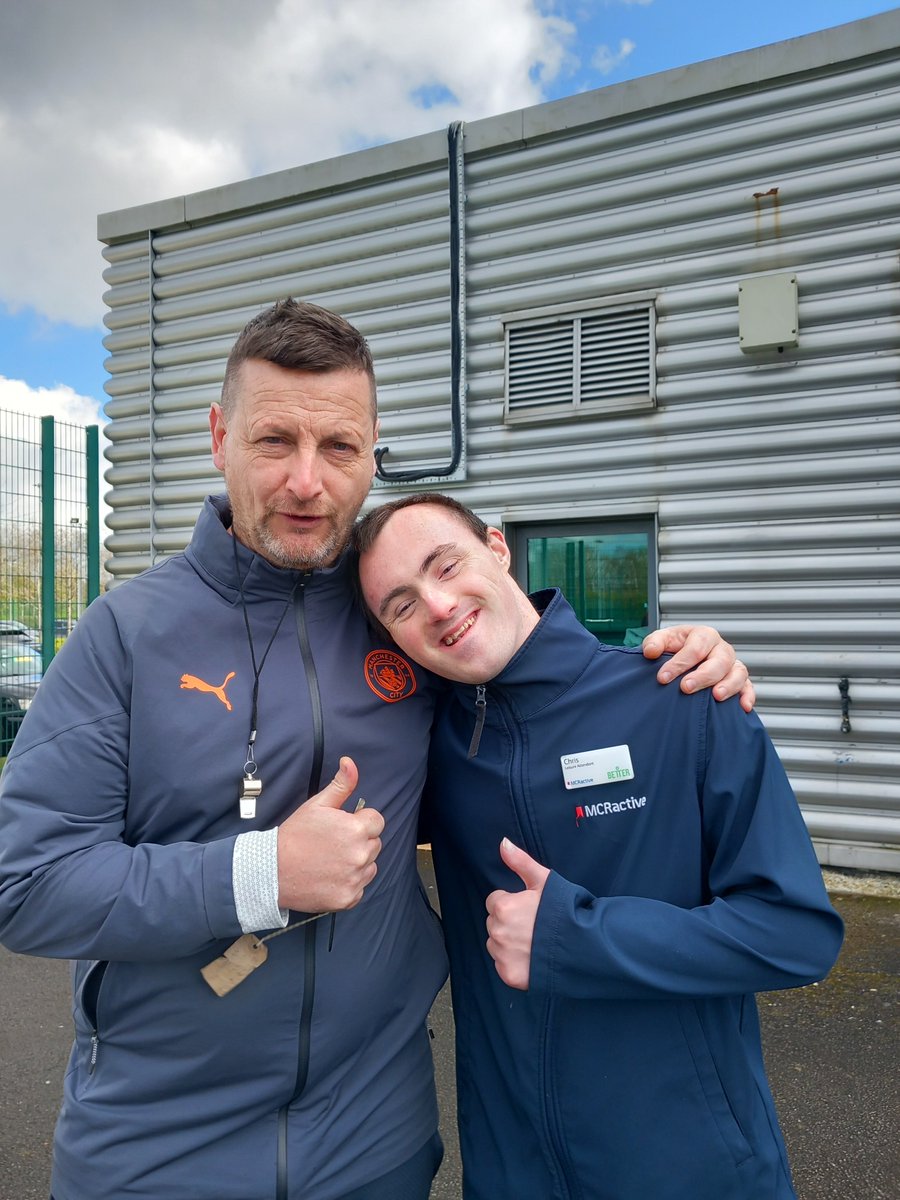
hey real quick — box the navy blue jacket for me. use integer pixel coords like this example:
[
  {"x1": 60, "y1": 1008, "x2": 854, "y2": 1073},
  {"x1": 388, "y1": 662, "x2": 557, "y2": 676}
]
[
  {"x1": 426, "y1": 590, "x2": 843, "y2": 1200},
  {"x1": 0, "y1": 498, "x2": 448, "y2": 1200}
]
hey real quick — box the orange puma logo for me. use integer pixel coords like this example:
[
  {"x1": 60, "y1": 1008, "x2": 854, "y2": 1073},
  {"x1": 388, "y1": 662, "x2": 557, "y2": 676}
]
[{"x1": 180, "y1": 671, "x2": 236, "y2": 711}]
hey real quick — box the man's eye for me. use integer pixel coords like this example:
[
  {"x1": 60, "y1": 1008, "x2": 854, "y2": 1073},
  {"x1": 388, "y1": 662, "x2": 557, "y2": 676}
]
[
  {"x1": 439, "y1": 560, "x2": 460, "y2": 578},
  {"x1": 392, "y1": 600, "x2": 414, "y2": 621}
]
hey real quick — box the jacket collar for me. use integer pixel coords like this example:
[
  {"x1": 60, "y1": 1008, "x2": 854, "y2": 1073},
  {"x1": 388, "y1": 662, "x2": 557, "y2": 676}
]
[
  {"x1": 184, "y1": 495, "x2": 356, "y2": 605},
  {"x1": 453, "y1": 589, "x2": 604, "y2": 721}
]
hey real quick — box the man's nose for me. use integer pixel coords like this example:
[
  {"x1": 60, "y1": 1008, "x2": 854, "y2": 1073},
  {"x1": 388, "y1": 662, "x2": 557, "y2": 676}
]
[
  {"x1": 285, "y1": 450, "x2": 324, "y2": 500},
  {"x1": 422, "y1": 585, "x2": 456, "y2": 621}
]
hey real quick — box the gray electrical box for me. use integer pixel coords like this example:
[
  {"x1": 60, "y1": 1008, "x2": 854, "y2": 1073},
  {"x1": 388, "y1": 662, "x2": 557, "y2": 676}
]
[{"x1": 738, "y1": 274, "x2": 799, "y2": 351}]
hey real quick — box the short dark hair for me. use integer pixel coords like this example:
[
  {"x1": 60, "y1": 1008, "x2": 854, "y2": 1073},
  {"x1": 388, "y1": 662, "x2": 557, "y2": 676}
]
[
  {"x1": 221, "y1": 298, "x2": 376, "y2": 416},
  {"x1": 352, "y1": 493, "x2": 491, "y2": 639},
  {"x1": 353, "y1": 492, "x2": 490, "y2": 558}
]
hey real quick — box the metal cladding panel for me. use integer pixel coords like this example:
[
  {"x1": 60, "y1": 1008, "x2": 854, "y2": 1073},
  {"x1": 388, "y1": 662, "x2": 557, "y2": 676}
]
[{"x1": 99, "y1": 22, "x2": 899, "y2": 868}]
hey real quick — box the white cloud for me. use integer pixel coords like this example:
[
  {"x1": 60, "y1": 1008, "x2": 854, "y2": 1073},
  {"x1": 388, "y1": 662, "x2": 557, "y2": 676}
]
[
  {"x1": 0, "y1": 377, "x2": 105, "y2": 430},
  {"x1": 0, "y1": 378, "x2": 111, "y2": 529},
  {"x1": 592, "y1": 38, "x2": 637, "y2": 75},
  {"x1": 0, "y1": 0, "x2": 575, "y2": 329}
]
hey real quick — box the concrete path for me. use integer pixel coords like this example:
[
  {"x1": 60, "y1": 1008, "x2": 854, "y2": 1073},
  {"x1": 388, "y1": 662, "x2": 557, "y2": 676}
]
[{"x1": 1, "y1": 861, "x2": 896, "y2": 1199}]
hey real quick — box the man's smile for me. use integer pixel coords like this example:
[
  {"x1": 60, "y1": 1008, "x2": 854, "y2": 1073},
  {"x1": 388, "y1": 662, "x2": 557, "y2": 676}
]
[{"x1": 442, "y1": 612, "x2": 477, "y2": 647}]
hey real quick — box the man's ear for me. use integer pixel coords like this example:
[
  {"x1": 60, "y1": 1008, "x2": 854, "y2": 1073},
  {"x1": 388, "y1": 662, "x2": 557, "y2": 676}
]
[
  {"x1": 370, "y1": 418, "x2": 380, "y2": 480},
  {"x1": 486, "y1": 526, "x2": 512, "y2": 571},
  {"x1": 210, "y1": 404, "x2": 227, "y2": 472}
]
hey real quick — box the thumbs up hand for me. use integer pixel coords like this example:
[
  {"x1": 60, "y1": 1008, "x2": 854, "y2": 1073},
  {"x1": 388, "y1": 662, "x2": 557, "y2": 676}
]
[
  {"x1": 277, "y1": 757, "x2": 384, "y2": 913},
  {"x1": 485, "y1": 838, "x2": 551, "y2": 990}
]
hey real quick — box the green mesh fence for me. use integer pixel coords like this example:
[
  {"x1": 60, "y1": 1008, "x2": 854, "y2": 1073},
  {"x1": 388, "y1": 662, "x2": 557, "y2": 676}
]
[{"x1": 0, "y1": 409, "x2": 101, "y2": 757}]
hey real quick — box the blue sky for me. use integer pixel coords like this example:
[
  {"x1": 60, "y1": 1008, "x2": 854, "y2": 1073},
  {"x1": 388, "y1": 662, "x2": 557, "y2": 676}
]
[{"x1": 0, "y1": 0, "x2": 895, "y2": 431}]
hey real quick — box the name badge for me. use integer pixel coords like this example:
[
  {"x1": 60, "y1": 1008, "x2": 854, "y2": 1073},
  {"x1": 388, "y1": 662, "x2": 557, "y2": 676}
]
[{"x1": 560, "y1": 745, "x2": 634, "y2": 790}]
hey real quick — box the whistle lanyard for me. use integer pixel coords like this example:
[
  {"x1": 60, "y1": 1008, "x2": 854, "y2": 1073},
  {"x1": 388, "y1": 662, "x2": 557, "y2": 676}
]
[{"x1": 232, "y1": 535, "x2": 299, "y2": 818}]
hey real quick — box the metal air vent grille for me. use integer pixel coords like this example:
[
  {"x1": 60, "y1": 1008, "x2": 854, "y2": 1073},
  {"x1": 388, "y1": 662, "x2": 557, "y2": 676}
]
[{"x1": 505, "y1": 303, "x2": 655, "y2": 421}]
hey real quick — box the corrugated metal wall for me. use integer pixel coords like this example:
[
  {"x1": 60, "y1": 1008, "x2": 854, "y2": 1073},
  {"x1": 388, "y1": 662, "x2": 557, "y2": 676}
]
[
  {"x1": 455, "y1": 42, "x2": 900, "y2": 871},
  {"x1": 101, "y1": 155, "x2": 458, "y2": 571},
  {"x1": 98, "y1": 16, "x2": 899, "y2": 870}
]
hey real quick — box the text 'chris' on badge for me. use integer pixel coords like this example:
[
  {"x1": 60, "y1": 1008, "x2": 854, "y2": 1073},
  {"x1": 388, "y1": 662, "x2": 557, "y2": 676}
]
[{"x1": 560, "y1": 745, "x2": 634, "y2": 790}]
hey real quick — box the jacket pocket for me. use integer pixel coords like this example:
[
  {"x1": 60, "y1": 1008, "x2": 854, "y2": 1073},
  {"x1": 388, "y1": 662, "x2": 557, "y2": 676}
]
[
  {"x1": 677, "y1": 1000, "x2": 752, "y2": 1167},
  {"x1": 76, "y1": 959, "x2": 110, "y2": 1077}
]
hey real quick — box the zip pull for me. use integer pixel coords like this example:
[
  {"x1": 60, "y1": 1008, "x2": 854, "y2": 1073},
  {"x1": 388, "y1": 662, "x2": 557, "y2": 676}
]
[
  {"x1": 467, "y1": 685, "x2": 487, "y2": 759},
  {"x1": 89, "y1": 1032, "x2": 99, "y2": 1074}
]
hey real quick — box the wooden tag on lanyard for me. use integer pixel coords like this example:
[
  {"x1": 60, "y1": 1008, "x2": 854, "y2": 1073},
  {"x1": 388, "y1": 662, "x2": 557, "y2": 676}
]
[{"x1": 201, "y1": 934, "x2": 269, "y2": 997}]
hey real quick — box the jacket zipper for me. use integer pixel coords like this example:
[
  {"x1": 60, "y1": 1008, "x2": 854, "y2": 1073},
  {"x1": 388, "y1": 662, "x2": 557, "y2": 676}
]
[
  {"x1": 467, "y1": 684, "x2": 487, "y2": 758},
  {"x1": 295, "y1": 577, "x2": 326, "y2": 802},
  {"x1": 276, "y1": 578, "x2": 326, "y2": 1200},
  {"x1": 488, "y1": 689, "x2": 579, "y2": 1199},
  {"x1": 81, "y1": 960, "x2": 109, "y2": 1078}
]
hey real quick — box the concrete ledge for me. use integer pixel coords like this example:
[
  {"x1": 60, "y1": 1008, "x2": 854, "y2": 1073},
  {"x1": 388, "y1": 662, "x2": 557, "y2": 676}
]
[{"x1": 823, "y1": 868, "x2": 900, "y2": 898}]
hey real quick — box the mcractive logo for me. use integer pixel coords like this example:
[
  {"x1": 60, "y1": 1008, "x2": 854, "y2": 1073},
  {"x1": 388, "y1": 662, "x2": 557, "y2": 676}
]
[{"x1": 575, "y1": 795, "x2": 647, "y2": 826}]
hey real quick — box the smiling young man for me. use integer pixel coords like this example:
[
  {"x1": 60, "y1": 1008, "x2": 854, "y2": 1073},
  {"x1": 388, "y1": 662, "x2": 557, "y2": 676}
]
[{"x1": 355, "y1": 492, "x2": 844, "y2": 1200}]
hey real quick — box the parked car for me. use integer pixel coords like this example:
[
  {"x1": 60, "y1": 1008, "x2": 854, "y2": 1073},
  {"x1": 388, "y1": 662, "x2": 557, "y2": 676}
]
[
  {"x1": 0, "y1": 619, "x2": 42, "y2": 649},
  {"x1": 0, "y1": 630, "x2": 42, "y2": 758}
]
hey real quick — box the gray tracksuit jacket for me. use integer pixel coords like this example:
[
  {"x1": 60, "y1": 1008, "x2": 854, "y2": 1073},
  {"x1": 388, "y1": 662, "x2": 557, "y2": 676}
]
[{"x1": 0, "y1": 497, "x2": 448, "y2": 1200}]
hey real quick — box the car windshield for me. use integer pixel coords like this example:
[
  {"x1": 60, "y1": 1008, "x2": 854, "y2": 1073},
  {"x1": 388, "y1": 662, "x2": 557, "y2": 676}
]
[{"x1": 0, "y1": 644, "x2": 42, "y2": 675}]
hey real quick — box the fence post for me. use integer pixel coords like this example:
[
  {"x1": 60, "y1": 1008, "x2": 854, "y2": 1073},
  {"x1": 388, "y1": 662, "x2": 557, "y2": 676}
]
[
  {"x1": 86, "y1": 425, "x2": 100, "y2": 603},
  {"x1": 40, "y1": 416, "x2": 56, "y2": 672}
]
